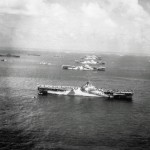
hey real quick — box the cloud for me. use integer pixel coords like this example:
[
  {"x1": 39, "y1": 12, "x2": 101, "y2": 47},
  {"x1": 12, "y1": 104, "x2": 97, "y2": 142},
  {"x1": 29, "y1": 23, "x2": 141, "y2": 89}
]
[
  {"x1": 81, "y1": 2, "x2": 107, "y2": 19},
  {"x1": 0, "y1": 0, "x2": 23, "y2": 8},
  {"x1": 0, "y1": 0, "x2": 150, "y2": 54}
]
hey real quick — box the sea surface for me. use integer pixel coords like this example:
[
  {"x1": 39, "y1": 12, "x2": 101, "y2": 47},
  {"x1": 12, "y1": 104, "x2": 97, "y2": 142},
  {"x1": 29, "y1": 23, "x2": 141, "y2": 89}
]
[{"x1": 0, "y1": 51, "x2": 150, "y2": 150}]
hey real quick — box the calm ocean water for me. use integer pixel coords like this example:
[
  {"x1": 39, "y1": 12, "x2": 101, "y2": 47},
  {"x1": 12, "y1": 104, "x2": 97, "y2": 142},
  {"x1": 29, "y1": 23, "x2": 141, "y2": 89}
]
[{"x1": 0, "y1": 51, "x2": 150, "y2": 150}]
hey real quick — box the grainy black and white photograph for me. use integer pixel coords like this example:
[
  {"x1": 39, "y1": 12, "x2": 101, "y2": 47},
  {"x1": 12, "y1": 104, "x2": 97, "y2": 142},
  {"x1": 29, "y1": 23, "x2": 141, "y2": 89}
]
[{"x1": 0, "y1": 0, "x2": 150, "y2": 150}]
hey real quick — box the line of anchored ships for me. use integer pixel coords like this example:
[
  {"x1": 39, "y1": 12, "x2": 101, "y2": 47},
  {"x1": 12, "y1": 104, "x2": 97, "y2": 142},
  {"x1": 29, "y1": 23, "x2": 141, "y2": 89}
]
[
  {"x1": 62, "y1": 55, "x2": 105, "y2": 71},
  {"x1": 38, "y1": 55, "x2": 134, "y2": 100}
]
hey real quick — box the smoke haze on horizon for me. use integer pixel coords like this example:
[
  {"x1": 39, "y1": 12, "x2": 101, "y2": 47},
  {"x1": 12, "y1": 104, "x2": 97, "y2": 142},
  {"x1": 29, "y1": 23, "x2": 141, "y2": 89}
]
[{"x1": 0, "y1": 0, "x2": 150, "y2": 54}]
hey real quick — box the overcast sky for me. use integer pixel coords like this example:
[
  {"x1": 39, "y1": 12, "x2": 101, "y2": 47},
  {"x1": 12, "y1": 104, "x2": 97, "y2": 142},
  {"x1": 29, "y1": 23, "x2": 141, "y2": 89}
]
[{"x1": 0, "y1": 0, "x2": 150, "y2": 54}]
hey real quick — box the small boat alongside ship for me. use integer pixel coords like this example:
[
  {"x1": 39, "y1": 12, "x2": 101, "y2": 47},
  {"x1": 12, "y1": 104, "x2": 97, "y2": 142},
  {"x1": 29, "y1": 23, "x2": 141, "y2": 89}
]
[{"x1": 38, "y1": 82, "x2": 133, "y2": 100}]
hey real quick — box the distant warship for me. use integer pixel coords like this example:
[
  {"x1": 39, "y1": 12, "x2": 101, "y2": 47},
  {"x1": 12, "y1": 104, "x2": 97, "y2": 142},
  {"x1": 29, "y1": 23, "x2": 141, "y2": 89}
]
[{"x1": 62, "y1": 64, "x2": 105, "y2": 71}]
